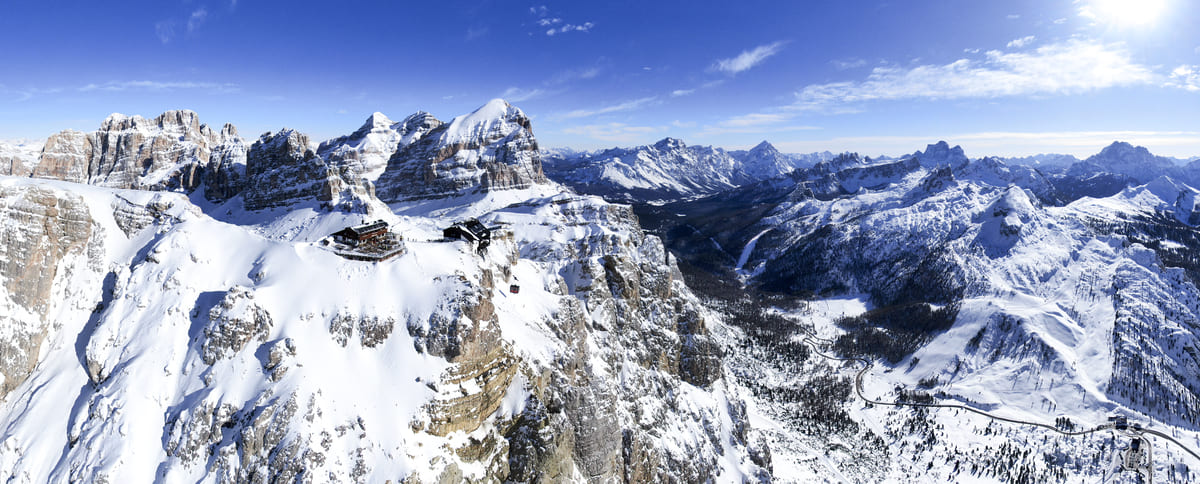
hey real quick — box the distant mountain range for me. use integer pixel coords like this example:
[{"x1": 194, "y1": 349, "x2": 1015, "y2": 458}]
[{"x1": 541, "y1": 138, "x2": 833, "y2": 202}]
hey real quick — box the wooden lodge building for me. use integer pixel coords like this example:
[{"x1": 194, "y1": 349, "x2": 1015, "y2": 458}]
[{"x1": 327, "y1": 220, "x2": 405, "y2": 261}]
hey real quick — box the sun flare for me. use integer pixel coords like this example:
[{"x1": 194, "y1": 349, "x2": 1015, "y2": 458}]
[{"x1": 1082, "y1": 0, "x2": 1169, "y2": 28}]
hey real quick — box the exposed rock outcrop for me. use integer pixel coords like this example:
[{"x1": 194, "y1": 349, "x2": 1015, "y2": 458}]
[
  {"x1": 31, "y1": 110, "x2": 248, "y2": 197},
  {"x1": 0, "y1": 184, "x2": 95, "y2": 398},
  {"x1": 375, "y1": 99, "x2": 547, "y2": 201},
  {"x1": 0, "y1": 140, "x2": 41, "y2": 177},
  {"x1": 201, "y1": 286, "x2": 273, "y2": 365},
  {"x1": 242, "y1": 129, "x2": 372, "y2": 211}
]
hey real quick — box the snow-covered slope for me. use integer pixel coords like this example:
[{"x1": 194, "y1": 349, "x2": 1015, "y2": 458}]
[
  {"x1": 0, "y1": 175, "x2": 766, "y2": 482},
  {"x1": 647, "y1": 141, "x2": 1200, "y2": 482}
]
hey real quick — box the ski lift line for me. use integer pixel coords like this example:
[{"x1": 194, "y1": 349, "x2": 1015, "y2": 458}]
[{"x1": 794, "y1": 334, "x2": 1200, "y2": 463}]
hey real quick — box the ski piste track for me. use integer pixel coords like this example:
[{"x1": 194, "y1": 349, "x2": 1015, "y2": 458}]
[{"x1": 793, "y1": 332, "x2": 1200, "y2": 467}]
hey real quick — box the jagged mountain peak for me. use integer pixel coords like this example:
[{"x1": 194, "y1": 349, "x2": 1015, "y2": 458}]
[
  {"x1": 99, "y1": 109, "x2": 204, "y2": 133},
  {"x1": 373, "y1": 100, "x2": 546, "y2": 201},
  {"x1": 441, "y1": 98, "x2": 530, "y2": 144},
  {"x1": 255, "y1": 128, "x2": 308, "y2": 148},
  {"x1": 1086, "y1": 140, "x2": 1173, "y2": 169},
  {"x1": 749, "y1": 140, "x2": 779, "y2": 154},
  {"x1": 913, "y1": 140, "x2": 968, "y2": 168},
  {"x1": 1063, "y1": 140, "x2": 1179, "y2": 185},
  {"x1": 653, "y1": 137, "x2": 687, "y2": 150},
  {"x1": 396, "y1": 111, "x2": 443, "y2": 138},
  {"x1": 364, "y1": 111, "x2": 395, "y2": 130}
]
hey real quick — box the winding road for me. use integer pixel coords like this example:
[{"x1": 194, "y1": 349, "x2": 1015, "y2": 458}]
[{"x1": 795, "y1": 334, "x2": 1200, "y2": 465}]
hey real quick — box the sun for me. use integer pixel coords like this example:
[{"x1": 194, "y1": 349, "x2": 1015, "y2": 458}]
[{"x1": 1081, "y1": 0, "x2": 1169, "y2": 28}]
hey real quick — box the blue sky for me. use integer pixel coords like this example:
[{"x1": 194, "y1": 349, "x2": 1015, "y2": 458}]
[{"x1": 1, "y1": 0, "x2": 1197, "y2": 157}]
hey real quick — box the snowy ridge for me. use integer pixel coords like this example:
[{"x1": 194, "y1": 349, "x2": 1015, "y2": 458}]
[{"x1": 0, "y1": 172, "x2": 763, "y2": 481}]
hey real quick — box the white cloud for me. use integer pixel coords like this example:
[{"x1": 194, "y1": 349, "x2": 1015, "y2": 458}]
[
  {"x1": 563, "y1": 122, "x2": 666, "y2": 143},
  {"x1": 187, "y1": 8, "x2": 207, "y2": 33},
  {"x1": 671, "y1": 89, "x2": 695, "y2": 97},
  {"x1": 546, "y1": 22, "x2": 593, "y2": 36},
  {"x1": 832, "y1": 58, "x2": 868, "y2": 70},
  {"x1": 1007, "y1": 14, "x2": 1021, "y2": 19},
  {"x1": 720, "y1": 113, "x2": 793, "y2": 128},
  {"x1": 536, "y1": 18, "x2": 562, "y2": 26},
  {"x1": 1167, "y1": 65, "x2": 1200, "y2": 92},
  {"x1": 78, "y1": 80, "x2": 239, "y2": 93},
  {"x1": 563, "y1": 96, "x2": 657, "y2": 119},
  {"x1": 465, "y1": 26, "x2": 489, "y2": 41},
  {"x1": 1054, "y1": 18, "x2": 1067, "y2": 24},
  {"x1": 500, "y1": 87, "x2": 545, "y2": 102},
  {"x1": 3, "y1": 86, "x2": 63, "y2": 102},
  {"x1": 155, "y1": 20, "x2": 176, "y2": 44},
  {"x1": 1006, "y1": 35, "x2": 1035, "y2": 49},
  {"x1": 548, "y1": 66, "x2": 602, "y2": 85},
  {"x1": 791, "y1": 39, "x2": 1153, "y2": 110},
  {"x1": 530, "y1": 5, "x2": 548, "y2": 16},
  {"x1": 713, "y1": 41, "x2": 786, "y2": 74},
  {"x1": 697, "y1": 112, "x2": 821, "y2": 136}
]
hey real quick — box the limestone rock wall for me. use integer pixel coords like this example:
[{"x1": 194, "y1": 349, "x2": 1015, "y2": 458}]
[
  {"x1": 242, "y1": 129, "x2": 372, "y2": 212},
  {"x1": 0, "y1": 184, "x2": 96, "y2": 398}
]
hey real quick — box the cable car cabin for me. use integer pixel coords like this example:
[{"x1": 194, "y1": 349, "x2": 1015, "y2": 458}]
[
  {"x1": 443, "y1": 219, "x2": 493, "y2": 253},
  {"x1": 332, "y1": 220, "x2": 389, "y2": 248}
]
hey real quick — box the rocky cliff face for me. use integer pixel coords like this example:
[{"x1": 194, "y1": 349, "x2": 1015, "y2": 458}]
[
  {"x1": 0, "y1": 183, "x2": 99, "y2": 399},
  {"x1": 30, "y1": 110, "x2": 248, "y2": 197},
  {"x1": 0, "y1": 140, "x2": 41, "y2": 177},
  {"x1": 242, "y1": 129, "x2": 372, "y2": 212},
  {"x1": 205, "y1": 123, "x2": 248, "y2": 202},
  {"x1": 383, "y1": 195, "x2": 743, "y2": 483},
  {"x1": 374, "y1": 99, "x2": 547, "y2": 201}
]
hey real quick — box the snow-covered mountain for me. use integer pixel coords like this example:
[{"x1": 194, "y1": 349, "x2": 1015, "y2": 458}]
[
  {"x1": 317, "y1": 111, "x2": 442, "y2": 182},
  {"x1": 374, "y1": 99, "x2": 548, "y2": 202},
  {"x1": 1003, "y1": 153, "x2": 1080, "y2": 171},
  {"x1": 542, "y1": 137, "x2": 744, "y2": 202},
  {"x1": 542, "y1": 138, "x2": 827, "y2": 202},
  {"x1": 641, "y1": 140, "x2": 1200, "y2": 481},
  {"x1": 726, "y1": 141, "x2": 801, "y2": 180},
  {"x1": 0, "y1": 102, "x2": 767, "y2": 482}
]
